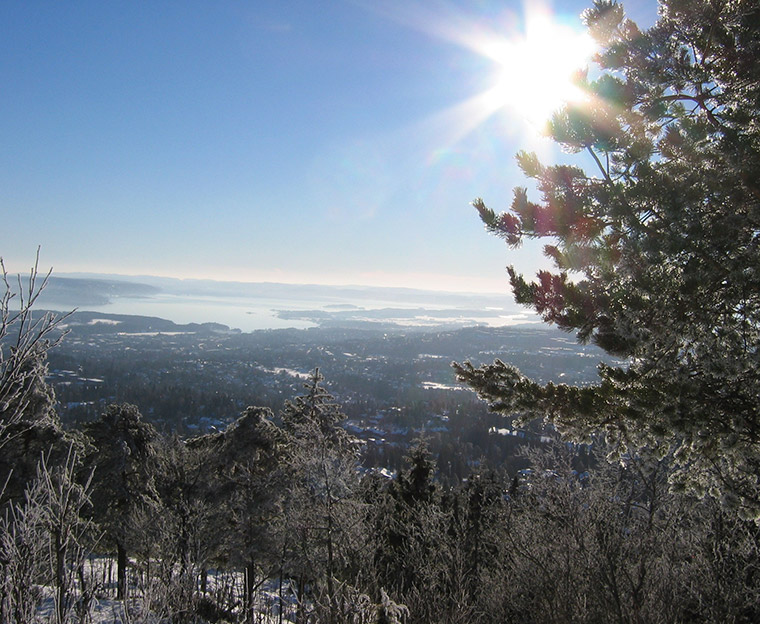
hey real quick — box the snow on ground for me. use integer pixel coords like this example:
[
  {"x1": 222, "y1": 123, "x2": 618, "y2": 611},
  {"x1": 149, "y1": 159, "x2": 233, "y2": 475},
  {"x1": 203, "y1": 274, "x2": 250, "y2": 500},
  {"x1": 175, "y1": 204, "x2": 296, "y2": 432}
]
[{"x1": 32, "y1": 558, "x2": 299, "y2": 623}]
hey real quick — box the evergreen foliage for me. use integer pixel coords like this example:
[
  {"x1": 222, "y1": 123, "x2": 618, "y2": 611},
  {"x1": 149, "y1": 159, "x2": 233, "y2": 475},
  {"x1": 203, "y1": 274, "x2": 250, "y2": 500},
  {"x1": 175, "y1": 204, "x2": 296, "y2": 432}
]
[
  {"x1": 190, "y1": 406, "x2": 286, "y2": 619},
  {"x1": 82, "y1": 403, "x2": 158, "y2": 600},
  {"x1": 457, "y1": 0, "x2": 760, "y2": 518},
  {"x1": 146, "y1": 434, "x2": 221, "y2": 620},
  {"x1": 279, "y1": 369, "x2": 364, "y2": 624},
  {"x1": 372, "y1": 441, "x2": 449, "y2": 621}
]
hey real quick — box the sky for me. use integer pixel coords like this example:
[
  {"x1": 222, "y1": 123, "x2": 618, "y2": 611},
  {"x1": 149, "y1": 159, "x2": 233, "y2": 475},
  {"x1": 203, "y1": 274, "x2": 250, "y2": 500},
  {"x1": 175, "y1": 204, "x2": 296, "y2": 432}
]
[{"x1": 1, "y1": 0, "x2": 659, "y2": 293}]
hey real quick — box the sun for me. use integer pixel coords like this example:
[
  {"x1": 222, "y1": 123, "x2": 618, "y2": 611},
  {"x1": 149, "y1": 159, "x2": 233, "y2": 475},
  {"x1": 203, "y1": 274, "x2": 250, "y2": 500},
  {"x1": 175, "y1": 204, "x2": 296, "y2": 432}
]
[
  {"x1": 365, "y1": 2, "x2": 597, "y2": 147},
  {"x1": 479, "y1": 10, "x2": 596, "y2": 131}
]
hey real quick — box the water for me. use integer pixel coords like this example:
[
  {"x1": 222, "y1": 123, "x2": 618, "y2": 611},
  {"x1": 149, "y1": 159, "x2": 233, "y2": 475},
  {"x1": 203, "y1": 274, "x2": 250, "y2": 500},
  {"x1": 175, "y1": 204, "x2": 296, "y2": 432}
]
[
  {"x1": 70, "y1": 293, "x2": 321, "y2": 331},
  {"x1": 37, "y1": 277, "x2": 538, "y2": 332}
]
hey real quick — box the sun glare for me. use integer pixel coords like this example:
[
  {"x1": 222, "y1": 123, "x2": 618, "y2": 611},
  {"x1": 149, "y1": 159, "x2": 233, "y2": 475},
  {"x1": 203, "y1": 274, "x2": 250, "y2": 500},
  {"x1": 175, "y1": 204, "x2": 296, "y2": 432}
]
[
  {"x1": 364, "y1": 2, "x2": 597, "y2": 152},
  {"x1": 479, "y1": 10, "x2": 596, "y2": 131}
]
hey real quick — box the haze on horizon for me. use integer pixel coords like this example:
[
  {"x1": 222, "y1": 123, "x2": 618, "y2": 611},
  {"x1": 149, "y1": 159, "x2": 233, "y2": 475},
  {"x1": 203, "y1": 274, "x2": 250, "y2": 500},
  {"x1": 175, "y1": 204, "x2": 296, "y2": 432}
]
[{"x1": 1, "y1": 0, "x2": 658, "y2": 294}]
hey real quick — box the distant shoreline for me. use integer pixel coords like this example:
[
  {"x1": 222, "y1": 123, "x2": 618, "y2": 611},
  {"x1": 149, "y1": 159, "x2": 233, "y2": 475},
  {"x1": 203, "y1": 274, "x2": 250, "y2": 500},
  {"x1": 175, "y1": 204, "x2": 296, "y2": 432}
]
[{"x1": 31, "y1": 274, "x2": 536, "y2": 333}]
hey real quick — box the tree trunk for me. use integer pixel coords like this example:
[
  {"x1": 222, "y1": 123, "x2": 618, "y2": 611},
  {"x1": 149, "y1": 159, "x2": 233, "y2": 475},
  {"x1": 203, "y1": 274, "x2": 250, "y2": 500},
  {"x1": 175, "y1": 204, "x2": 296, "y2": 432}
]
[
  {"x1": 117, "y1": 541, "x2": 128, "y2": 600},
  {"x1": 278, "y1": 560, "x2": 285, "y2": 624},
  {"x1": 200, "y1": 566, "x2": 207, "y2": 594},
  {"x1": 297, "y1": 574, "x2": 306, "y2": 624},
  {"x1": 55, "y1": 529, "x2": 67, "y2": 624},
  {"x1": 326, "y1": 510, "x2": 335, "y2": 624},
  {"x1": 245, "y1": 560, "x2": 257, "y2": 624}
]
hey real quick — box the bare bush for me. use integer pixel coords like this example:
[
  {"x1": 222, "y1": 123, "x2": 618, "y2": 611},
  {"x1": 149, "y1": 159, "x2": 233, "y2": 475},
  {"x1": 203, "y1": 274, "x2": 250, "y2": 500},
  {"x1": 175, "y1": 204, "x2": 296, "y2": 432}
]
[
  {"x1": 0, "y1": 446, "x2": 99, "y2": 624},
  {"x1": 0, "y1": 473, "x2": 48, "y2": 623}
]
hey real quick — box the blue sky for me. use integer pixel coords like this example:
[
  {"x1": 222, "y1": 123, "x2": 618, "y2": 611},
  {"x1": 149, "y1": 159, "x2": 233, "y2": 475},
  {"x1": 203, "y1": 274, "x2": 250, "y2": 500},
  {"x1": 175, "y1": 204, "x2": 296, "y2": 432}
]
[{"x1": 1, "y1": 0, "x2": 658, "y2": 292}]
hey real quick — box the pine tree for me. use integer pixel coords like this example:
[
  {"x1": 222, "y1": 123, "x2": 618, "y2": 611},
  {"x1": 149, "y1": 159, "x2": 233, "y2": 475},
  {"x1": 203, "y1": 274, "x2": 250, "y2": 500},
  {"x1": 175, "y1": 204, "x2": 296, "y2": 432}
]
[
  {"x1": 191, "y1": 406, "x2": 286, "y2": 620},
  {"x1": 147, "y1": 434, "x2": 218, "y2": 619},
  {"x1": 83, "y1": 403, "x2": 158, "y2": 600},
  {"x1": 456, "y1": 0, "x2": 760, "y2": 518}
]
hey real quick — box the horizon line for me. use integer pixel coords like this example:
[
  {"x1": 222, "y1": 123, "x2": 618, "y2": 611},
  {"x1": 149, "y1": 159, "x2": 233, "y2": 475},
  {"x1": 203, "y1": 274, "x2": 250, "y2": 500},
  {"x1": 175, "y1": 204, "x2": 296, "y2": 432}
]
[{"x1": 48, "y1": 270, "x2": 512, "y2": 298}]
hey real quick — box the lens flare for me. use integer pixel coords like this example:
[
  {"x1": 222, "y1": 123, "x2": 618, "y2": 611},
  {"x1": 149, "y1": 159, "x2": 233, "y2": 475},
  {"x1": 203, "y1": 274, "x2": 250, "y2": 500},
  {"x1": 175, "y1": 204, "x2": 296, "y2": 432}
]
[{"x1": 479, "y1": 9, "x2": 596, "y2": 131}]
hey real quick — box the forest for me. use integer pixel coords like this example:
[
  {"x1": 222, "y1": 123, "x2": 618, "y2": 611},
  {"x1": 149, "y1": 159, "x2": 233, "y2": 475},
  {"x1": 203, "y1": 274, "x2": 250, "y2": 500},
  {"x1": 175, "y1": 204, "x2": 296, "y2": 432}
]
[
  {"x1": 2, "y1": 296, "x2": 758, "y2": 623},
  {"x1": 2, "y1": 290, "x2": 758, "y2": 623},
  {"x1": 3, "y1": 0, "x2": 760, "y2": 621}
]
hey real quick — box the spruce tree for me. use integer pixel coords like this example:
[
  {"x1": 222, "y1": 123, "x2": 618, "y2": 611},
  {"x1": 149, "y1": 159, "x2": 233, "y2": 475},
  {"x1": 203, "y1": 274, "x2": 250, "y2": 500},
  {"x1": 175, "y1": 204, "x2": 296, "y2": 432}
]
[
  {"x1": 372, "y1": 441, "x2": 448, "y2": 622},
  {"x1": 456, "y1": 0, "x2": 760, "y2": 518},
  {"x1": 280, "y1": 370, "x2": 361, "y2": 624}
]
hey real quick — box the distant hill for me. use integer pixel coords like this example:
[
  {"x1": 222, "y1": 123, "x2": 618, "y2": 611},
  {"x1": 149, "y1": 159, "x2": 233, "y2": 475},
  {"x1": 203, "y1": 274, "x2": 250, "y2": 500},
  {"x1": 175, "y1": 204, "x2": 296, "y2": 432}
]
[
  {"x1": 37, "y1": 277, "x2": 160, "y2": 307},
  {"x1": 55, "y1": 272, "x2": 513, "y2": 307},
  {"x1": 52, "y1": 310, "x2": 237, "y2": 335}
]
